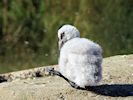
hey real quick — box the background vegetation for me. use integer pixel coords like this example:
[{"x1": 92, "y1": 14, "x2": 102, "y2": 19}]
[{"x1": 0, "y1": 0, "x2": 133, "y2": 73}]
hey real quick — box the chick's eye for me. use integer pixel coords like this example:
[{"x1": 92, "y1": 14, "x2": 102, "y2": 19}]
[{"x1": 61, "y1": 32, "x2": 65, "y2": 40}]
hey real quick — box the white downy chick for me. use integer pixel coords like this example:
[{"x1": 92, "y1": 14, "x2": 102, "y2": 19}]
[{"x1": 58, "y1": 25, "x2": 102, "y2": 88}]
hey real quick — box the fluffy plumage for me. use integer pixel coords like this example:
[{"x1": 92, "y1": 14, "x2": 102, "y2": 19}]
[{"x1": 58, "y1": 25, "x2": 102, "y2": 88}]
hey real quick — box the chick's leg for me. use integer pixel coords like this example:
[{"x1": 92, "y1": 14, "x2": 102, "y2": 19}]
[{"x1": 47, "y1": 67, "x2": 81, "y2": 89}]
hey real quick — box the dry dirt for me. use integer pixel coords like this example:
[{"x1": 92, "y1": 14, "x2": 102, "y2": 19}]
[{"x1": 0, "y1": 55, "x2": 133, "y2": 100}]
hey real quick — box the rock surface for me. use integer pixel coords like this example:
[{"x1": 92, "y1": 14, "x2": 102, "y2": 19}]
[{"x1": 0, "y1": 55, "x2": 133, "y2": 100}]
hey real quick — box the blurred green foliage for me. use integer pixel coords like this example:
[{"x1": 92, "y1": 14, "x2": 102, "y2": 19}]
[{"x1": 0, "y1": 0, "x2": 133, "y2": 73}]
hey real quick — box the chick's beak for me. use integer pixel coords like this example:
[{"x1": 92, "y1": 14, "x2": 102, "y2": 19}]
[{"x1": 58, "y1": 41, "x2": 64, "y2": 50}]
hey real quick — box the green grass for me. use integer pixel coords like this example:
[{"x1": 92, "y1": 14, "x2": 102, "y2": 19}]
[{"x1": 0, "y1": 0, "x2": 133, "y2": 73}]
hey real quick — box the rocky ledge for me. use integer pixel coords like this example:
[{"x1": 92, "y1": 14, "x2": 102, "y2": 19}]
[{"x1": 0, "y1": 55, "x2": 133, "y2": 100}]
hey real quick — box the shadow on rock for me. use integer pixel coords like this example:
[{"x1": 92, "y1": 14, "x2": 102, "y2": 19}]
[
  {"x1": 0, "y1": 76, "x2": 7, "y2": 83},
  {"x1": 83, "y1": 84, "x2": 133, "y2": 97}
]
